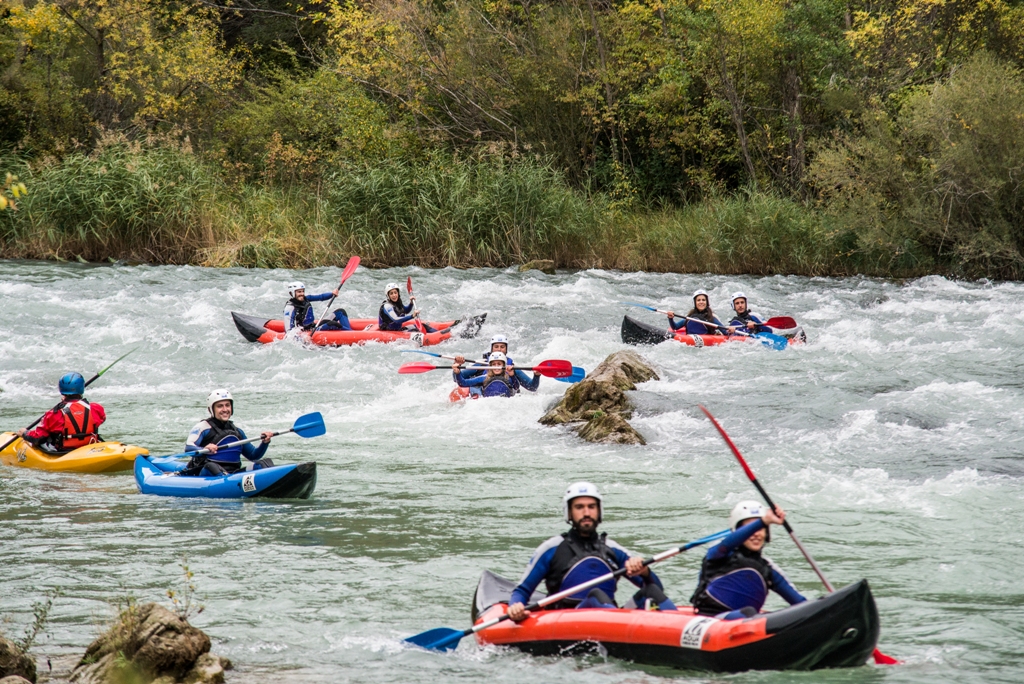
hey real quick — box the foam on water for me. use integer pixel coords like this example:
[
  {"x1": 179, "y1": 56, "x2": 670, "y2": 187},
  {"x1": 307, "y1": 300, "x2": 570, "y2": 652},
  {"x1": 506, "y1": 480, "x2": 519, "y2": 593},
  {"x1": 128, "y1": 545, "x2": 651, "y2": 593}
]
[{"x1": 2, "y1": 262, "x2": 1024, "y2": 682}]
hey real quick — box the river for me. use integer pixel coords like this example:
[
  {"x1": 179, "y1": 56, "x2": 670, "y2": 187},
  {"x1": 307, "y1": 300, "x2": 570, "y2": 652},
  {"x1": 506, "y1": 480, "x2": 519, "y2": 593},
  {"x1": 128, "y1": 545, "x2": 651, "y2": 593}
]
[{"x1": 1, "y1": 261, "x2": 1022, "y2": 683}]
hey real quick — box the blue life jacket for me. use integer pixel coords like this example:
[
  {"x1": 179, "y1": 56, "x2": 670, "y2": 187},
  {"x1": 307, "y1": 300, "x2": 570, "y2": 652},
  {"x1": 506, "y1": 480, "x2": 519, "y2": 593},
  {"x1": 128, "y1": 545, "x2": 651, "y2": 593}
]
[{"x1": 546, "y1": 532, "x2": 620, "y2": 604}]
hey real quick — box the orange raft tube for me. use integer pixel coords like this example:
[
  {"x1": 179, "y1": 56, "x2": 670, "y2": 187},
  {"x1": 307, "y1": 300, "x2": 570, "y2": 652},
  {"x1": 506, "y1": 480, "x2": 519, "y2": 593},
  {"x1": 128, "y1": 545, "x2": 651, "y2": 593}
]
[
  {"x1": 470, "y1": 570, "x2": 880, "y2": 672},
  {"x1": 621, "y1": 315, "x2": 805, "y2": 347},
  {"x1": 231, "y1": 312, "x2": 486, "y2": 348}
]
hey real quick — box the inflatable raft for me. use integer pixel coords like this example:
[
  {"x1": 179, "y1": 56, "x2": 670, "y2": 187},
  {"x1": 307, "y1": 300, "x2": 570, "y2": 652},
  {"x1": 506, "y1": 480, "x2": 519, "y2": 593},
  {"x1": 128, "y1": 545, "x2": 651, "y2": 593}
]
[
  {"x1": 134, "y1": 456, "x2": 317, "y2": 499},
  {"x1": 620, "y1": 315, "x2": 803, "y2": 348},
  {"x1": 231, "y1": 312, "x2": 486, "y2": 347},
  {"x1": 0, "y1": 434, "x2": 148, "y2": 473},
  {"x1": 471, "y1": 570, "x2": 879, "y2": 672}
]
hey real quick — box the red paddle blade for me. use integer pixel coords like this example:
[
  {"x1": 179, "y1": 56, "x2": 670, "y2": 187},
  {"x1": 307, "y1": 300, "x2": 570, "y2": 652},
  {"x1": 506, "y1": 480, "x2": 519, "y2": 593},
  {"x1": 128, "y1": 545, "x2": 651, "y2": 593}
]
[
  {"x1": 398, "y1": 362, "x2": 438, "y2": 374},
  {"x1": 340, "y1": 256, "x2": 361, "y2": 284},
  {"x1": 765, "y1": 316, "x2": 798, "y2": 329},
  {"x1": 872, "y1": 649, "x2": 901, "y2": 665},
  {"x1": 406, "y1": 276, "x2": 413, "y2": 295},
  {"x1": 530, "y1": 360, "x2": 574, "y2": 378}
]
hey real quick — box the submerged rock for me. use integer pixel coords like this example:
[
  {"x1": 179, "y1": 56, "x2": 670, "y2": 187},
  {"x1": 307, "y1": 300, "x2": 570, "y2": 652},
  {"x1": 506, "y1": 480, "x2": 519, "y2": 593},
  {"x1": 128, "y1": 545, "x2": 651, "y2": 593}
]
[
  {"x1": 540, "y1": 350, "x2": 659, "y2": 444},
  {"x1": 70, "y1": 603, "x2": 230, "y2": 684},
  {"x1": 0, "y1": 636, "x2": 36, "y2": 683},
  {"x1": 0, "y1": 676, "x2": 34, "y2": 684},
  {"x1": 518, "y1": 259, "x2": 556, "y2": 275}
]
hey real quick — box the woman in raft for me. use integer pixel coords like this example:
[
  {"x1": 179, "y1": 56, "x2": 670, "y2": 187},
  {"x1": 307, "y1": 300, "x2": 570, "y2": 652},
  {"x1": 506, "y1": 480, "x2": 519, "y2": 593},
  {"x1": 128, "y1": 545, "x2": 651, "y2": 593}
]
[
  {"x1": 452, "y1": 352, "x2": 517, "y2": 398},
  {"x1": 666, "y1": 289, "x2": 726, "y2": 335}
]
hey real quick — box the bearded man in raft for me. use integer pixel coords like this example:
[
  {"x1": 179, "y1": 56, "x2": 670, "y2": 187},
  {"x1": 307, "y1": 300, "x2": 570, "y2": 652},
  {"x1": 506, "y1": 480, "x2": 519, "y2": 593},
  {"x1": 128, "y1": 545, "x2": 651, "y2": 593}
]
[{"x1": 507, "y1": 482, "x2": 677, "y2": 622}]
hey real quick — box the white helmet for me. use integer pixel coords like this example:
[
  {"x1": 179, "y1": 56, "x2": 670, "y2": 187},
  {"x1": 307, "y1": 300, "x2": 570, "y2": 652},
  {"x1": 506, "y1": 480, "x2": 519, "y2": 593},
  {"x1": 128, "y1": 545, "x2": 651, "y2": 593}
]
[
  {"x1": 563, "y1": 481, "x2": 603, "y2": 523},
  {"x1": 693, "y1": 288, "x2": 709, "y2": 302},
  {"x1": 385, "y1": 282, "x2": 400, "y2": 296},
  {"x1": 729, "y1": 500, "x2": 769, "y2": 541},
  {"x1": 488, "y1": 352, "x2": 507, "y2": 366},
  {"x1": 490, "y1": 334, "x2": 509, "y2": 347},
  {"x1": 207, "y1": 389, "x2": 233, "y2": 414},
  {"x1": 287, "y1": 281, "x2": 305, "y2": 298},
  {"x1": 732, "y1": 291, "x2": 747, "y2": 305}
]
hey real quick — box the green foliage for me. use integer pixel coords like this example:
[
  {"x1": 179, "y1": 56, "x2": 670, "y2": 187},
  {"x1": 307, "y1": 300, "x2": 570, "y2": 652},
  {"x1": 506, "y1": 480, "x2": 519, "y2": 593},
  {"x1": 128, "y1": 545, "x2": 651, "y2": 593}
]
[{"x1": 166, "y1": 558, "x2": 205, "y2": 622}]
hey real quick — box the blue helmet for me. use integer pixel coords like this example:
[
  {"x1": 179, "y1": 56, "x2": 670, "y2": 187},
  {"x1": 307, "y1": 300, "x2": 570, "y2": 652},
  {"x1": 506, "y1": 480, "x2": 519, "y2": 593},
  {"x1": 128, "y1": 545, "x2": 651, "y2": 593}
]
[{"x1": 59, "y1": 372, "x2": 85, "y2": 396}]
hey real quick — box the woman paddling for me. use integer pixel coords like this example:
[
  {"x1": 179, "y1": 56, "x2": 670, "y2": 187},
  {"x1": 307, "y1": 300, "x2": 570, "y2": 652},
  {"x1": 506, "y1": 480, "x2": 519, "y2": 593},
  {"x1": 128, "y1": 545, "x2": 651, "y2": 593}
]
[
  {"x1": 379, "y1": 282, "x2": 437, "y2": 333},
  {"x1": 690, "y1": 501, "x2": 806, "y2": 619},
  {"x1": 452, "y1": 352, "x2": 516, "y2": 398},
  {"x1": 666, "y1": 289, "x2": 725, "y2": 335}
]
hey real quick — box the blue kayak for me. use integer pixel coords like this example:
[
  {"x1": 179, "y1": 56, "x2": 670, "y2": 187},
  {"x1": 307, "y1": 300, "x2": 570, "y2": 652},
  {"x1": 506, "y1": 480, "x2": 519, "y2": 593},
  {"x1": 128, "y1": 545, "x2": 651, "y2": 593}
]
[{"x1": 134, "y1": 456, "x2": 317, "y2": 499}]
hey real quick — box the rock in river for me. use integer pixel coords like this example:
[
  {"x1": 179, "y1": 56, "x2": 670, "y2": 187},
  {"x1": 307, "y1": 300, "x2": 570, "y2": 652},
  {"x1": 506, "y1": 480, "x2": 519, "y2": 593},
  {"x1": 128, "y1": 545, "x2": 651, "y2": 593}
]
[
  {"x1": 539, "y1": 350, "x2": 658, "y2": 444},
  {"x1": 0, "y1": 636, "x2": 35, "y2": 683}
]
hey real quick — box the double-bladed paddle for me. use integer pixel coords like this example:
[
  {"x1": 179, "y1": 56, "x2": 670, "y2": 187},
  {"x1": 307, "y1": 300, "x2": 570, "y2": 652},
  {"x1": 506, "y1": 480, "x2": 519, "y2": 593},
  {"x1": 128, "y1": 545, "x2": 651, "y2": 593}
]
[
  {"x1": 404, "y1": 528, "x2": 731, "y2": 652},
  {"x1": 400, "y1": 350, "x2": 586, "y2": 383},
  {"x1": 698, "y1": 405, "x2": 900, "y2": 666},
  {"x1": 399, "y1": 360, "x2": 574, "y2": 379},
  {"x1": 149, "y1": 412, "x2": 326, "y2": 467},
  {"x1": 313, "y1": 255, "x2": 361, "y2": 330},
  {"x1": 1, "y1": 349, "x2": 136, "y2": 453},
  {"x1": 621, "y1": 303, "x2": 788, "y2": 350},
  {"x1": 406, "y1": 276, "x2": 428, "y2": 334}
]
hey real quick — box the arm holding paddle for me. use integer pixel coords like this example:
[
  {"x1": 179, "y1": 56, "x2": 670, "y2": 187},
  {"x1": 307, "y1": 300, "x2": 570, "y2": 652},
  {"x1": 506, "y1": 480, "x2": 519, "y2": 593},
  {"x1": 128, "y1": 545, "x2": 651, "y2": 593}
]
[{"x1": 508, "y1": 555, "x2": 650, "y2": 622}]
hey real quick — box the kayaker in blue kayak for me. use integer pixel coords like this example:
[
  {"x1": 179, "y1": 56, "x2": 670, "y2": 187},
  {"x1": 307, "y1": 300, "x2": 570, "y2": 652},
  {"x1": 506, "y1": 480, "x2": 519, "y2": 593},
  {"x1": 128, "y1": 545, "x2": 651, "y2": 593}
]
[
  {"x1": 728, "y1": 292, "x2": 771, "y2": 334},
  {"x1": 379, "y1": 283, "x2": 438, "y2": 333},
  {"x1": 665, "y1": 289, "x2": 725, "y2": 335},
  {"x1": 452, "y1": 352, "x2": 516, "y2": 398},
  {"x1": 283, "y1": 281, "x2": 351, "y2": 332},
  {"x1": 690, "y1": 501, "x2": 806, "y2": 619},
  {"x1": 507, "y1": 482, "x2": 677, "y2": 622},
  {"x1": 453, "y1": 334, "x2": 540, "y2": 393},
  {"x1": 182, "y1": 390, "x2": 274, "y2": 476}
]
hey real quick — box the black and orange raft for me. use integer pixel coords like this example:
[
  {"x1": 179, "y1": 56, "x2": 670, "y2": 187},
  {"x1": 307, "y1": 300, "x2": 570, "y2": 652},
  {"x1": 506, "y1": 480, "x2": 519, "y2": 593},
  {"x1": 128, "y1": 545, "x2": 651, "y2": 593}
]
[{"x1": 470, "y1": 571, "x2": 880, "y2": 672}]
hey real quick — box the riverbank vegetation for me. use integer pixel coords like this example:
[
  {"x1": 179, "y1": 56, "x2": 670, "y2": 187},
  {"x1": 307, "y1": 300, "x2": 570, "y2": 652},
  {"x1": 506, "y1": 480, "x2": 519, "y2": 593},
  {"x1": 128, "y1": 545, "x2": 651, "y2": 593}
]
[{"x1": 2, "y1": 0, "x2": 1023, "y2": 278}]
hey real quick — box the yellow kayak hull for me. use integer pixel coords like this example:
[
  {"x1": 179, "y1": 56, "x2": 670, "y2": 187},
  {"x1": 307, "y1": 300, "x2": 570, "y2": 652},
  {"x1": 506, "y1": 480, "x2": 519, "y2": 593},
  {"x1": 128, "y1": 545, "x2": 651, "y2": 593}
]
[{"x1": 0, "y1": 433, "x2": 149, "y2": 473}]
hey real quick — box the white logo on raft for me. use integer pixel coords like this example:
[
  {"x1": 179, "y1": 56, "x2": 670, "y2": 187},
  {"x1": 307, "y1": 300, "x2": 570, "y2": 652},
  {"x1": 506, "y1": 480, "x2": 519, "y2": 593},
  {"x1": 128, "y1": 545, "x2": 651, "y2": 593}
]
[
  {"x1": 690, "y1": 335, "x2": 704, "y2": 347},
  {"x1": 242, "y1": 473, "x2": 257, "y2": 493},
  {"x1": 679, "y1": 617, "x2": 717, "y2": 649},
  {"x1": 411, "y1": 333, "x2": 424, "y2": 347}
]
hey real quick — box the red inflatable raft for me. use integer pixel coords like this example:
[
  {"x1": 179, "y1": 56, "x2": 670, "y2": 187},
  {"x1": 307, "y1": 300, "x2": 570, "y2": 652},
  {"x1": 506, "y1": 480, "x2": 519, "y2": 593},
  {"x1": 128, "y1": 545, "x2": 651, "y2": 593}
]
[
  {"x1": 231, "y1": 312, "x2": 486, "y2": 347},
  {"x1": 621, "y1": 315, "x2": 805, "y2": 348},
  {"x1": 470, "y1": 570, "x2": 879, "y2": 672}
]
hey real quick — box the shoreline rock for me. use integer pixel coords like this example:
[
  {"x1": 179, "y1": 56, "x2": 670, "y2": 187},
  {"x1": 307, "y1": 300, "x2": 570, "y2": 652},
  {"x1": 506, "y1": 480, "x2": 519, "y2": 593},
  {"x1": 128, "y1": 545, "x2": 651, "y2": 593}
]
[
  {"x1": 518, "y1": 259, "x2": 556, "y2": 275},
  {"x1": 539, "y1": 350, "x2": 659, "y2": 444},
  {"x1": 0, "y1": 636, "x2": 36, "y2": 683}
]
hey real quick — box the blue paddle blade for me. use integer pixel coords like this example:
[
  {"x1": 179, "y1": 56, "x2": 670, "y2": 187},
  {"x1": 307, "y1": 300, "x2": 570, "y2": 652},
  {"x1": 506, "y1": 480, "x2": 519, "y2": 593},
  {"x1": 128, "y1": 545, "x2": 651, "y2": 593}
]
[
  {"x1": 292, "y1": 412, "x2": 326, "y2": 438},
  {"x1": 556, "y1": 367, "x2": 586, "y2": 383},
  {"x1": 620, "y1": 301, "x2": 658, "y2": 312},
  {"x1": 401, "y1": 350, "x2": 443, "y2": 358},
  {"x1": 754, "y1": 333, "x2": 788, "y2": 351},
  {"x1": 404, "y1": 627, "x2": 464, "y2": 652}
]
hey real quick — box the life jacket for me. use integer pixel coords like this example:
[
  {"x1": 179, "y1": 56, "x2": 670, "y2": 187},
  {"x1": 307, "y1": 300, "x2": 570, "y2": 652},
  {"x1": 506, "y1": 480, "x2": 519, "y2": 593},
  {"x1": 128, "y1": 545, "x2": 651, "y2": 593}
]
[
  {"x1": 481, "y1": 373, "x2": 515, "y2": 398},
  {"x1": 731, "y1": 310, "x2": 767, "y2": 333},
  {"x1": 686, "y1": 308, "x2": 722, "y2": 335},
  {"x1": 58, "y1": 399, "x2": 101, "y2": 450},
  {"x1": 379, "y1": 300, "x2": 409, "y2": 329},
  {"x1": 289, "y1": 297, "x2": 313, "y2": 329},
  {"x1": 690, "y1": 547, "x2": 774, "y2": 615},
  {"x1": 197, "y1": 418, "x2": 244, "y2": 463},
  {"x1": 545, "y1": 531, "x2": 621, "y2": 606}
]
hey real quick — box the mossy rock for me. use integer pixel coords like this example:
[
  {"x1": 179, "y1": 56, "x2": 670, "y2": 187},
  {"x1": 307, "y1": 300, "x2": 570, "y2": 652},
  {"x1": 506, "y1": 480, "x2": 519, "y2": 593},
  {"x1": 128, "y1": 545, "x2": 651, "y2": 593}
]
[
  {"x1": 518, "y1": 259, "x2": 556, "y2": 275},
  {"x1": 0, "y1": 636, "x2": 36, "y2": 683}
]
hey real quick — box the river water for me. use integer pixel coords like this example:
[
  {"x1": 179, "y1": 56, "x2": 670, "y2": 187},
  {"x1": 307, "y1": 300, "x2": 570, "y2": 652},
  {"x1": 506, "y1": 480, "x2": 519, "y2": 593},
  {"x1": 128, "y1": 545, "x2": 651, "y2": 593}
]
[{"x1": 1, "y1": 261, "x2": 1022, "y2": 683}]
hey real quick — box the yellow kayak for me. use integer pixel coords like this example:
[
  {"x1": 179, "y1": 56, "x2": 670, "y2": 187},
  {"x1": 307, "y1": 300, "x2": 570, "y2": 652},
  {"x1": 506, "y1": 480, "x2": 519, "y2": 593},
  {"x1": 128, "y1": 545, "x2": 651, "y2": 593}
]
[{"x1": 0, "y1": 433, "x2": 149, "y2": 473}]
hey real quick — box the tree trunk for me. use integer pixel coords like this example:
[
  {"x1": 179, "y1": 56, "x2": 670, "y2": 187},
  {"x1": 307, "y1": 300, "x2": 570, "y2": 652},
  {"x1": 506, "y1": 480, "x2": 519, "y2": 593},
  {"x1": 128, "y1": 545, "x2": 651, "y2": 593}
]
[
  {"x1": 585, "y1": 0, "x2": 620, "y2": 163},
  {"x1": 717, "y1": 50, "x2": 757, "y2": 188}
]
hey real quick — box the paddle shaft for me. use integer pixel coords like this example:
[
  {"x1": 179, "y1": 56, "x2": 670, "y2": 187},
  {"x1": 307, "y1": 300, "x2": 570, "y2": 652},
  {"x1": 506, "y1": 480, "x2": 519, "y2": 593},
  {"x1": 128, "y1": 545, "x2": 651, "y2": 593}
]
[
  {"x1": 623, "y1": 302, "x2": 775, "y2": 335},
  {"x1": 192, "y1": 428, "x2": 290, "y2": 456},
  {"x1": 699, "y1": 406, "x2": 897, "y2": 665},
  {"x1": 448, "y1": 530, "x2": 728, "y2": 644},
  {"x1": 0, "y1": 349, "x2": 134, "y2": 453},
  {"x1": 406, "y1": 277, "x2": 427, "y2": 333},
  {"x1": 314, "y1": 256, "x2": 360, "y2": 329}
]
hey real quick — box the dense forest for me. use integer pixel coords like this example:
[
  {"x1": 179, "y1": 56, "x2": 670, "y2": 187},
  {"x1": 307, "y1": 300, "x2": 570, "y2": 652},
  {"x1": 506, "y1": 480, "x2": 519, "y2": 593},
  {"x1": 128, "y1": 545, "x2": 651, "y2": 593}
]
[{"x1": 1, "y1": 0, "x2": 1023, "y2": 277}]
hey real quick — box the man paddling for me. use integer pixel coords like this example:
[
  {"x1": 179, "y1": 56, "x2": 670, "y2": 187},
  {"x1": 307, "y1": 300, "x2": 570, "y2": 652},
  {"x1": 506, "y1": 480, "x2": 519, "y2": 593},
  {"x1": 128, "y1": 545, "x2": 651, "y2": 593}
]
[
  {"x1": 284, "y1": 281, "x2": 351, "y2": 332},
  {"x1": 507, "y1": 482, "x2": 677, "y2": 622},
  {"x1": 182, "y1": 390, "x2": 274, "y2": 476},
  {"x1": 690, "y1": 501, "x2": 806, "y2": 618},
  {"x1": 453, "y1": 334, "x2": 540, "y2": 394},
  {"x1": 728, "y1": 292, "x2": 771, "y2": 334},
  {"x1": 15, "y1": 372, "x2": 105, "y2": 453}
]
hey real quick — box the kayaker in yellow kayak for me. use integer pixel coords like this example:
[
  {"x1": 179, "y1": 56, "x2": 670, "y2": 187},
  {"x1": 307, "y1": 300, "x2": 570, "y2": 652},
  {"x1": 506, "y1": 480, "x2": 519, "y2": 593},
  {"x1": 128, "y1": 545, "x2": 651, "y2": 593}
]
[
  {"x1": 15, "y1": 372, "x2": 105, "y2": 453},
  {"x1": 507, "y1": 482, "x2": 677, "y2": 622}
]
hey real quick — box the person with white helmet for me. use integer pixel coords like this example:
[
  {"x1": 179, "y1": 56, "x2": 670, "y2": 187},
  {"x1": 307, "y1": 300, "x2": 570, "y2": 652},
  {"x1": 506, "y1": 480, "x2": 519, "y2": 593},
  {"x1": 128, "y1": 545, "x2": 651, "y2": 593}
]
[
  {"x1": 506, "y1": 482, "x2": 677, "y2": 622},
  {"x1": 689, "y1": 500, "x2": 806, "y2": 618},
  {"x1": 182, "y1": 390, "x2": 274, "y2": 476},
  {"x1": 379, "y1": 282, "x2": 437, "y2": 333},
  {"x1": 283, "y1": 281, "x2": 348, "y2": 332},
  {"x1": 728, "y1": 292, "x2": 771, "y2": 334},
  {"x1": 451, "y1": 352, "x2": 516, "y2": 398},
  {"x1": 452, "y1": 334, "x2": 540, "y2": 393},
  {"x1": 666, "y1": 289, "x2": 726, "y2": 336}
]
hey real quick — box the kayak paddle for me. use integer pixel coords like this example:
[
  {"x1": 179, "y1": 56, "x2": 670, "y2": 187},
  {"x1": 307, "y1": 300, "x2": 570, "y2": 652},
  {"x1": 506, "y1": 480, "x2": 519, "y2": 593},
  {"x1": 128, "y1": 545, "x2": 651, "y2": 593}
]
[
  {"x1": 764, "y1": 316, "x2": 798, "y2": 329},
  {"x1": 152, "y1": 412, "x2": 327, "y2": 464},
  {"x1": 400, "y1": 350, "x2": 586, "y2": 383},
  {"x1": 313, "y1": 255, "x2": 361, "y2": 330},
  {"x1": 407, "y1": 276, "x2": 427, "y2": 334},
  {"x1": 399, "y1": 360, "x2": 574, "y2": 378},
  {"x1": 1, "y1": 348, "x2": 136, "y2": 453},
  {"x1": 698, "y1": 405, "x2": 900, "y2": 666},
  {"x1": 622, "y1": 303, "x2": 787, "y2": 350},
  {"x1": 404, "y1": 527, "x2": 730, "y2": 652}
]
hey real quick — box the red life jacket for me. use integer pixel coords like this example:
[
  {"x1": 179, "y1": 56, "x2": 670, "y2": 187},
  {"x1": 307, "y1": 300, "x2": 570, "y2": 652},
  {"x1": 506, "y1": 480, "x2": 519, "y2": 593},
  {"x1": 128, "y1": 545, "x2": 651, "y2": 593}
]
[{"x1": 60, "y1": 399, "x2": 100, "y2": 450}]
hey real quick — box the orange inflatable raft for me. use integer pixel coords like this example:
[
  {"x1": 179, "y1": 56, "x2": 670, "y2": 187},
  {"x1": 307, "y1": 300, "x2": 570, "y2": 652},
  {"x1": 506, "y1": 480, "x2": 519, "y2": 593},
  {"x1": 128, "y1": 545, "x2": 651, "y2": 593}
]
[
  {"x1": 470, "y1": 570, "x2": 879, "y2": 672},
  {"x1": 231, "y1": 312, "x2": 486, "y2": 347}
]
